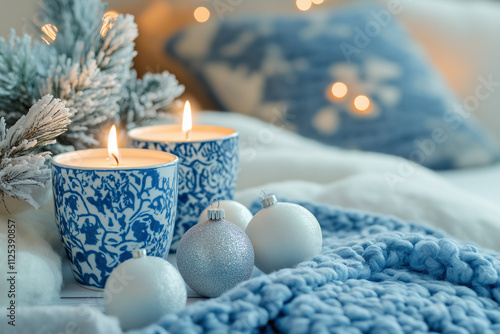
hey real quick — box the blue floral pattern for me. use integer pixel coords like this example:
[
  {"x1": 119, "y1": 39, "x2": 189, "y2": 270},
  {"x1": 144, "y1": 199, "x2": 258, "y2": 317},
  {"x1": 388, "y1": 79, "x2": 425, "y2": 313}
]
[
  {"x1": 52, "y1": 164, "x2": 178, "y2": 290},
  {"x1": 131, "y1": 135, "x2": 239, "y2": 252}
]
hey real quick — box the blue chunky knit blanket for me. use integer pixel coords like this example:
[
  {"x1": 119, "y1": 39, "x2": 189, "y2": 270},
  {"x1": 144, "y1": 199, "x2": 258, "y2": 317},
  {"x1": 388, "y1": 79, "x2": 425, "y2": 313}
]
[{"x1": 129, "y1": 199, "x2": 500, "y2": 333}]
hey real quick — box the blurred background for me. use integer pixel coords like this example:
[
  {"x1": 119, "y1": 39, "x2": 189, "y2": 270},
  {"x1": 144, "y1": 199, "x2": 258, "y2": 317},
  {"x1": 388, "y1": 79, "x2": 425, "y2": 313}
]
[
  {"x1": 1, "y1": 0, "x2": 500, "y2": 150},
  {"x1": 1, "y1": 0, "x2": 498, "y2": 114}
]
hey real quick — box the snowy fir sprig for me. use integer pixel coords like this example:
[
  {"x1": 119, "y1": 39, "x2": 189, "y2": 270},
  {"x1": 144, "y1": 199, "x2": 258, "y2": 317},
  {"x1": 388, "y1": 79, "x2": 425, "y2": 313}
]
[
  {"x1": 0, "y1": 0, "x2": 184, "y2": 206},
  {"x1": 0, "y1": 95, "x2": 70, "y2": 208},
  {"x1": 0, "y1": 0, "x2": 184, "y2": 155}
]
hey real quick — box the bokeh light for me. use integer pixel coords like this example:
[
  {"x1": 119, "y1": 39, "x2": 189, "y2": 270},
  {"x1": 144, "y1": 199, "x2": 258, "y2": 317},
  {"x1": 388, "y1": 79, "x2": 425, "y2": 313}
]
[
  {"x1": 41, "y1": 24, "x2": 58, "y2": 45},
  {"x1": 331, "y1": 82, "x2": 348, "y2": 99},
  {"x1": 194, "y1": 6, "x2": 210, "y2": 23},
  {"x1": 354, "y1": 95, "x2": 371, "y2": 113},
  {"x1": 101, "y1": 11, "x2": 119, "y2": 37},
  {"x1": 312, "y1": 0, "x2": 325, "y2": 4},
  {"x1": 296, "y1": 0, "x2": 312, "y2": 11}
]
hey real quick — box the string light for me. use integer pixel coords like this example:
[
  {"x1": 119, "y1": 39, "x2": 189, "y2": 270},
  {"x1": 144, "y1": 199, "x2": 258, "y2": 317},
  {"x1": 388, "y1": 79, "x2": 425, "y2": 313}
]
[
  {"x1": 354, "y1": 95, "x2": 371, "y2": 114},
  {"x1": 296, "y1": 0, "x2": 312, "y2": 11},
  {"x1": 331, "y1": 82, "x2": 348, "y2": 99},
  {"x1": 101, "y1": 10, "x2": 119, "y2": 37},
  {"x1": 41, "y1": 24, "x2": 58, "y2": 45},
  {"x1": 194, "y1": 6, "x2": 210, "y2": 23}
]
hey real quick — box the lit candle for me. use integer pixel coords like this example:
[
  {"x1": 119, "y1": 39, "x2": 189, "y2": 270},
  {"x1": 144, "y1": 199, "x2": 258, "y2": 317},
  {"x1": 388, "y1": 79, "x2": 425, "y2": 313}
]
[
  {"x1": 54, "y1": 126, "x2": 176, "y2": 168},
  {"x1": 53, "y1": 148, "x2": 176, "y2": 168},
  {"x1": 128, "y1": 101, "x2": 239, "y2": 253},
  {"x1": 182, "y1": 101, "x2": 192, "y2": 140},
  {"x1": 52, "y1": 126, "x2": 179, "y2": 290},
  {"x1": 131, "y1": 102, "x2": 235, "y2": 143},
  {"x1": 108, "y1": 124, "x2": 121, "y2": 165}
]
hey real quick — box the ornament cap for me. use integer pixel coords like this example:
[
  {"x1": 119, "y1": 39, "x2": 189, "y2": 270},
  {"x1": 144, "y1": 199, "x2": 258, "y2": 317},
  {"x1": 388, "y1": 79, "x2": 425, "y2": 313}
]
[
  {"x1": 132, "y1": 248, "x2": 147, "y2": 258},
  {"x1": 207, "y1": 198, "x2": 225, "y2": 220},
  {"x1": 260, "y1": 190, "x2": 277, "y2": 208}
]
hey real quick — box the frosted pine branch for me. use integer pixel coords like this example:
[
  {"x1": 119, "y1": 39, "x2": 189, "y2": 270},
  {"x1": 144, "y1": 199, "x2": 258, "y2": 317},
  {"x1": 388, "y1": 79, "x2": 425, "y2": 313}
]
[
  {"x1": 93, "y1": 14, "x2": 138, "y2": 83},
  {"x1": 40, "y1": 0, "x2": 106, "y2": 60},
  {"x1": 0, "y1": 31, "x2": 43, "y2": 126},
  {"x1": 0, "y1": 0, "x2": 184, "y2": 155},
  {"x1": 41, "y1": 55, "x2": 121, "y2": 150},
  {"x1": 0, "y1": 95, "x2": 70, "y2": 208},
  {"x1": 37, "y1": 1, "x2": 140, "y2": 150},
  {"x1": 120, "y1": 70, "x2": 185, "y2": 129},
  {"x1": 2, "y1": 95, "x2": 71, "y2": 156}
]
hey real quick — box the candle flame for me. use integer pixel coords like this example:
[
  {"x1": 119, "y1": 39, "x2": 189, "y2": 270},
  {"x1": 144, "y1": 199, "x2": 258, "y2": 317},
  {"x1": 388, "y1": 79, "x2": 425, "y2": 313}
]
[
  {"x1": 108, "y1": 125, "x2": 121, "y2": 166},
  {"x1": 182, "y1": 101, "x2": 192, "y2": 139}
]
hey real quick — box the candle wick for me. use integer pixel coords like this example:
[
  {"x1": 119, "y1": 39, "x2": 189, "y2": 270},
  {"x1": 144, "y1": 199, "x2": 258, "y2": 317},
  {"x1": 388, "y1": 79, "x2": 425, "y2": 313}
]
[
  {"x1": 185, "y1": 130, "x2": 191, "y2": 140},
  {"x1": 111, "y1": 153, "x2": 119, "y2": 166}
]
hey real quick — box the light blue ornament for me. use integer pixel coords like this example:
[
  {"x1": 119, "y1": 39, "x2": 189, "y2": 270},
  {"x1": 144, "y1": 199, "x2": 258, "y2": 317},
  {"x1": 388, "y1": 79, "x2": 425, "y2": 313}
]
[{"x1": 176, "y1": 199, "x2": 254, "y2": 298}]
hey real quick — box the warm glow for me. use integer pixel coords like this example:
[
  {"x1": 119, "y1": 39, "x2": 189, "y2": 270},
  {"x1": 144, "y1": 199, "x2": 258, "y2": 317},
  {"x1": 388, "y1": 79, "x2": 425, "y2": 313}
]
[
  {"x1": 194, "y1": 6, "x2": 210, "y2": 23},
  {"x1": 354, "y1": 95, "x2": 371, "y2": 113},
  {"x1": 182, "y1": 101, "x2": 193, "y2": 139},
  {"x1": 312, "y1": 0, "x2": 325, "y2": 3},
  {"x1": 108, "y1": 125, "x2": 121, "y2": 166},
  {"x1": 296, "y1": 0, "x2": 312, "y2": 11},
  {"x1": 101, "y1": 10, "x2": 119, "y2": 37},
  {"x1": 41, "y1": 24, "x2": 58, "y2": 45},
  {"x1": 331, "y1": 82, "x2": 348, "y2": 99}
]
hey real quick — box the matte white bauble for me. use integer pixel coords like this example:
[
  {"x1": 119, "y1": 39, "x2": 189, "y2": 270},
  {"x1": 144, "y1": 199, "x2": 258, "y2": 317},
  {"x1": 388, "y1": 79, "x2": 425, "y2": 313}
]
[
  {"x1": 197, "y1": 200, "x2": 253, "y2": 230},
  {"x1": 104, "y1": 250, "x2": 186, "y2": 331},
  {"x1": 245, "y1": 194, "x2": 322, "y2": 274}
]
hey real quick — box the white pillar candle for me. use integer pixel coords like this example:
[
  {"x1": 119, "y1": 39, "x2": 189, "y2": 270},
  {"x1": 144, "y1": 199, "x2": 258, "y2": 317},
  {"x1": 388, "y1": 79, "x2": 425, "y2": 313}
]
[
  {"x1": 51, "y1": 126, "x2": 179, "y2": 290},
  {"x1": 128, "y1": 102, "x2": 236, "y2": 143},
  {"x1": 128, "y1": 124, "x2": 236, "y2": 143},
  {"x1": 52, "y1": 148, "x2": 177, "y2": 169},
  {"x1": 128, "y1": 101, "x2": 239, "y2": 253}
]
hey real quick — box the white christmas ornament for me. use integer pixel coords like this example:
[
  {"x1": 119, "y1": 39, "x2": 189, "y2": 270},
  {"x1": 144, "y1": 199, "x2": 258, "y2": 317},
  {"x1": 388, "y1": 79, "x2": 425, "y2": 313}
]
[
  {"x1": 104, "y1": 249, "x2": 186, "y2": 331},
  {"x1": 245, "y1": 193, "x2": 322, "y2": 274},
  {"x1": 197, "y1": 199, "x2": 253, "y2": 230}
]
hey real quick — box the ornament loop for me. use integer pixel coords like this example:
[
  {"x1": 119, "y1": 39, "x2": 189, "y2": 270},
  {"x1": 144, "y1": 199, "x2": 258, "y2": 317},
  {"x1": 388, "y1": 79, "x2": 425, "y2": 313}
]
[
  {"x1": 207, "y1": 198, "x2": 225, "y2": 220},
  {"x1": 260, "y1": 189, "x2": 267, "y2": 199},
  {"x1": 260, "y1": 191, "x2": 277, "y2": 208},
  {"x1": 211, "y1": 198, "x2": 220, "y2": 209},
  {"x1": 132, "y1": 248, "x2": 147, "y2": 258}
]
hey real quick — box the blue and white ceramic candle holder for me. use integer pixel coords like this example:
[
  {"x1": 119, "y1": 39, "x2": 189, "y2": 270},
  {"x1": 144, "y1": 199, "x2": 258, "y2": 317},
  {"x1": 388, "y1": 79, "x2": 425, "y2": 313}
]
[
  {"x1": 52, "y1": 148, "x2": 178, "y2": 290},
  {"x1": 129, "y1": 124, "x2": 239, "y2": 252}
]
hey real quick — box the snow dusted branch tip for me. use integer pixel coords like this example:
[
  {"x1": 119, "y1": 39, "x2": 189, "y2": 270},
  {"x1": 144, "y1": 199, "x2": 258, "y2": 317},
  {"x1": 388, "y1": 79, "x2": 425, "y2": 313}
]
[{"x1": 0, "y1": 95, "x2": 71, "y2": 209}]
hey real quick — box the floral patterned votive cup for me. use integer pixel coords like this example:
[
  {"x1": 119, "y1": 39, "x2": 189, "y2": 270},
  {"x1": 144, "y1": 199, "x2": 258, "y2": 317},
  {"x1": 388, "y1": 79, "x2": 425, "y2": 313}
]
[
  {"x1": 52, "y1": 148, "x2": 178, "y2": 290},
  {"x1": 129, "y1": 124, "x2": 239, "y2": 253}
]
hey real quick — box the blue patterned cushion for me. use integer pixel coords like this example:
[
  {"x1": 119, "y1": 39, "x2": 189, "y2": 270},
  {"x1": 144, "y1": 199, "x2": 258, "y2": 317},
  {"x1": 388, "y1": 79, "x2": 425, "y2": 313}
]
[{"x1": 166, "y1": 3, "x2": 500, "y2": 169}]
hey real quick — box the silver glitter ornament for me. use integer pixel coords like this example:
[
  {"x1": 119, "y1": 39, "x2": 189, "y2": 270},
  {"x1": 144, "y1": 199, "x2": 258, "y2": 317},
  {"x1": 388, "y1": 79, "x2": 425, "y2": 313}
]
[{"x1": 176, "y1": 199, "x2": 255, "y2": 298}]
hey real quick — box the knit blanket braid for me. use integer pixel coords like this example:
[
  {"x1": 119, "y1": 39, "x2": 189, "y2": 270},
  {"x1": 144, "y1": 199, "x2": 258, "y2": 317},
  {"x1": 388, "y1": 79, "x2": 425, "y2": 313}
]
[{"x1": 134, "y1": 200, "x2": 500, "y2": 334}]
